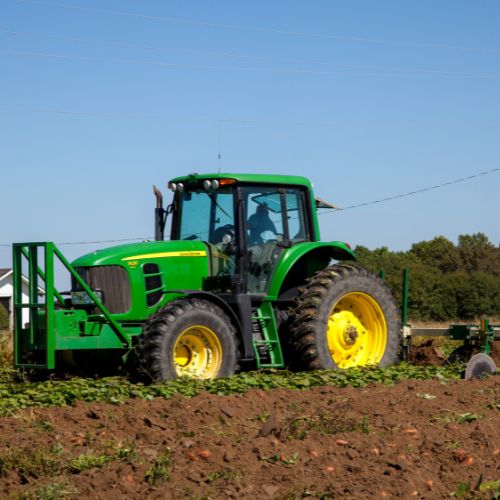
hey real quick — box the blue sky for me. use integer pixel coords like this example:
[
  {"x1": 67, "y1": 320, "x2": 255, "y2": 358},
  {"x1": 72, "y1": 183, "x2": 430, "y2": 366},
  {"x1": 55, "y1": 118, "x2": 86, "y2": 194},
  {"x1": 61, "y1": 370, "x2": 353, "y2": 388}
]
[{"x1": 1, "y1": 0, "x2": 499, "y2": 272}]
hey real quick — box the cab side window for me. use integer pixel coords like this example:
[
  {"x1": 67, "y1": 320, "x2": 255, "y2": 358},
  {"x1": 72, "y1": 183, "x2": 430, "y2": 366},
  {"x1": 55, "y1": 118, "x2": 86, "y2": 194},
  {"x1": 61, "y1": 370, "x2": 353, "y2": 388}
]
[
  {"x1": 286, "y1": 189, "x2": 310, "y2": 243},
  {"x1": 245, "y1": 190, "x2": 285, "y2": 245}
]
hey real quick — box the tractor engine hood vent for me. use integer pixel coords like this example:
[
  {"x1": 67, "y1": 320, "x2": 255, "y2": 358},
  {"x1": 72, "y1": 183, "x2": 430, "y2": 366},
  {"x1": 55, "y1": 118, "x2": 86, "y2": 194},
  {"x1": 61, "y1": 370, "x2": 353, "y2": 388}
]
[{"x1": 72, "y1": 265, "x2": 131, "y2": 314}]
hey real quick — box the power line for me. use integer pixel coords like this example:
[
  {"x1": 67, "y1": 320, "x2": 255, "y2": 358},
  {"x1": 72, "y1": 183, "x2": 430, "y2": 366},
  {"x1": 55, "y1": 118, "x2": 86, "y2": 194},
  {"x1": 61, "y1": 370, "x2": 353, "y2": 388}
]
[
  {"x1": 3, "y1": 49, "x2": 500, "y2": 80},
  {"x1": 0, "y1": 27, "x2": 491, "y2": 78},
  {"x1": 320, "y1": 167, "x2": 500, "y2": 213},
  {"x1": 1, "y1": 168, "x2": 498, "y2": 247},
  {"x1": 0, "y1": 237, "x2": 151, "y2": 248},
  {"x1": 14, "y1": 0, "x2": 500, "y2": 54},
  {"x1": 5, "y1": 104, "x2": 500, "y2": 130},
  {"x1": 0, "y1": 104, "x2": 326, "y2": 126}
]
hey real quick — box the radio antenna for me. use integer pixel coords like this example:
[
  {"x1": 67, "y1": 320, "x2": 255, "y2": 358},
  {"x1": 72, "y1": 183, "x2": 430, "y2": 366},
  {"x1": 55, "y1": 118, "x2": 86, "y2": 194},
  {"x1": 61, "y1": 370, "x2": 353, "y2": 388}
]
[{"x1": 217, "y1": 120, "x2": 222, "y2": 173}]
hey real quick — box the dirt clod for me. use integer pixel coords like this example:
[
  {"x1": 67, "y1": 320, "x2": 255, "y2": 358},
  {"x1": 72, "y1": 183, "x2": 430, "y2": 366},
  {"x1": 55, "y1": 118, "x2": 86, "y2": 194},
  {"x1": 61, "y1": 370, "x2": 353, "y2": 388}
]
[{"x1": 258, "y1": 412, "x2": 279, "y2": 437}]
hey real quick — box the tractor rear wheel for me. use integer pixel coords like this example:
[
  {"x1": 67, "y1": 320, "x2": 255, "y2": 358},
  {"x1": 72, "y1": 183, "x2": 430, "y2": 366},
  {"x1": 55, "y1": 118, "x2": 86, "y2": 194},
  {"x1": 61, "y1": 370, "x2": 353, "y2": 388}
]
[
  {"x1": 136, "y1": 298, "x2": 239, "y2": 381},
  {"x1": 288, "y1": 264, "x2": 400, "y2": 370}
]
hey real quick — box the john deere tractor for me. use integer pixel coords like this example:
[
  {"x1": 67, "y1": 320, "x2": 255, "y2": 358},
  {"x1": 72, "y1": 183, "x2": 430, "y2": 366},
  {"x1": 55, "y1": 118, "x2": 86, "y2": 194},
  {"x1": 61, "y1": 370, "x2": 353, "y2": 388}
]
[{"x1": 13, "y1": 173, "x2": 401, "y2": 380}]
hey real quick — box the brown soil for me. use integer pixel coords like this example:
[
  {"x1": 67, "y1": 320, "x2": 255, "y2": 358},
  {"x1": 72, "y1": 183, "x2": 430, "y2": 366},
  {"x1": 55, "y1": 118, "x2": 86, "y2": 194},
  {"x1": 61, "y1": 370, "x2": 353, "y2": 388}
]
[
  {"x1": 0, "y1": 377, "x2": 498, "y2": 499},
  {"x1": 409, "y1": 339, "x2": 448, "y2": 366}
]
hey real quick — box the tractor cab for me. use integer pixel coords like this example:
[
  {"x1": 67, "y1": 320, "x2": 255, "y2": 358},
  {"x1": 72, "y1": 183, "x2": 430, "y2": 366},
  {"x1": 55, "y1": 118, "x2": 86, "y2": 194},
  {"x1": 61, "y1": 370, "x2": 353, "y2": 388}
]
[{"x1": 160, "y1": 174, "x2": 319, "y2": 295}]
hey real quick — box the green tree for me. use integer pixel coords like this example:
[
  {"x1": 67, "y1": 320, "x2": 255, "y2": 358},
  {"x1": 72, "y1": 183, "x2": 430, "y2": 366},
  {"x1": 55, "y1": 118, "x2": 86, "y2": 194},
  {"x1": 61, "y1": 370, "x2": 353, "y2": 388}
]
[
  {"x1": 410, "y1": 236, "x2": 460, "y2": 273},
  {"x1": 455, "y1": 272, "x2": 500, "y2": 319},
  {"x1": 352, "y1": 233, "x2": 500, "y2": 321},
  {"x1": 458, "y1": 233, "x2": 499, "y2": 275}
]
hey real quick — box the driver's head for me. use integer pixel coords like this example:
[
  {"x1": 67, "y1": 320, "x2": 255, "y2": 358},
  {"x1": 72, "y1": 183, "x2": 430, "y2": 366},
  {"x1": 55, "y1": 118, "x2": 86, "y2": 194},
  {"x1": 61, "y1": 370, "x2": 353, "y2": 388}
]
[
  {"x1": 247, "y1": 203, "x2": 276, "y2": 244},
  {"x1": 256, "y1": 203, "x2": 269, "y2": 216}
]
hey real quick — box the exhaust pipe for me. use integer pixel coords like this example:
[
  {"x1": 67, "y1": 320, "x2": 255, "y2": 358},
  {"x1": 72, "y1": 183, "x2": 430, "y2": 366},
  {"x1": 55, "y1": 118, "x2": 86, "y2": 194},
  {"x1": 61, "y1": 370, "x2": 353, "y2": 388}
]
[{"x1": 153, "y1": 185, "x2": 166, "y2": 241}]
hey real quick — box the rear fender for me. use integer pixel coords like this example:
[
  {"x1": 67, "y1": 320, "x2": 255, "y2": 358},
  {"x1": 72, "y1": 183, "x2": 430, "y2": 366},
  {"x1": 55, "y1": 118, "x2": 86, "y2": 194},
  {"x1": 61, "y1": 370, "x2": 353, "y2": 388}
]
[{"x1": 267, "y1": 242, "x2": 356, "y2": 300}]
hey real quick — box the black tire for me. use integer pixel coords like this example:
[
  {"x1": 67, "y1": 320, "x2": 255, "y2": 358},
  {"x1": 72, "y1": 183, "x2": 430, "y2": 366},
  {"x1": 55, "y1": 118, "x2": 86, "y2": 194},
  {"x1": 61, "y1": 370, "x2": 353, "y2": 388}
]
[
  {"x1": 135, "y1": 298, "x2": 239, "y2": 381},
  {"x1": 288, "y1": 264, "x2": 401, "y2": 370}
]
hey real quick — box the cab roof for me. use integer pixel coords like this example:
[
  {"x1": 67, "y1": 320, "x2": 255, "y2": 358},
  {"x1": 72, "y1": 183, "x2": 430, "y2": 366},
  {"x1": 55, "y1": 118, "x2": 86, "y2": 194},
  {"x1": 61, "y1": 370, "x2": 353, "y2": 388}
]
[{"x1": 168, "y1": 172, "x2": 314, "y2": 190}]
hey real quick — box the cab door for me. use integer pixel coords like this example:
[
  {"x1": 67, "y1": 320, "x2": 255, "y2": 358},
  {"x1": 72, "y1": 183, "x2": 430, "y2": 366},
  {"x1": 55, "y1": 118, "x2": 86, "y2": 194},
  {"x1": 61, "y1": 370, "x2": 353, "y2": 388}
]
[{"x1": 240, "y1": 186, "x2": 311, "y2": 294}]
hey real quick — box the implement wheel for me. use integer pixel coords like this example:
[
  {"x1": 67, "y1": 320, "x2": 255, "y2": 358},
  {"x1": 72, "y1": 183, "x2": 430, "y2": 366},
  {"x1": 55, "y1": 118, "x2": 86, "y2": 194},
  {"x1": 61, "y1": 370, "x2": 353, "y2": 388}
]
[
  {"x1": 136, "y1": 298, "x2": 239, "y2": 381},
  {"x1": 289, "y1": 264, "x2": 401, "y2": 370}
]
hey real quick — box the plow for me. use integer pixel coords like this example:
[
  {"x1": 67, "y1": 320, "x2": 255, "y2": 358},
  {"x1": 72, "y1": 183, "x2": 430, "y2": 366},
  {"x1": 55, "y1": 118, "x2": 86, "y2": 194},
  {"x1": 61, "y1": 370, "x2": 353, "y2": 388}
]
[
  {"x1": 11, "y1": 173, "x2": 498, "y2": 380},
  {"x1": 399, "y1": 269, "x2": 499, "y2": 378}
]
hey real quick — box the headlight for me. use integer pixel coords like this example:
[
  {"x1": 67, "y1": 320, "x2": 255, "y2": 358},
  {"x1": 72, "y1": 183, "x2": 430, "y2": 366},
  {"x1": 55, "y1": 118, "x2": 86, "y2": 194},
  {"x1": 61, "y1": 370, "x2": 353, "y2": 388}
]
[{"x1": 71, "y1": 290, "x2": 103, "y2": 305}]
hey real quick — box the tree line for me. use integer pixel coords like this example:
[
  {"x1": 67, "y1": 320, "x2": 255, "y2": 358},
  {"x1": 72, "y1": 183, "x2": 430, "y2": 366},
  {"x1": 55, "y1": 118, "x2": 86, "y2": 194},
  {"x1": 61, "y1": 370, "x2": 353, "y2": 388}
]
[{"x1": 352, "y1": 233, "x2": 500, "y2": 321}]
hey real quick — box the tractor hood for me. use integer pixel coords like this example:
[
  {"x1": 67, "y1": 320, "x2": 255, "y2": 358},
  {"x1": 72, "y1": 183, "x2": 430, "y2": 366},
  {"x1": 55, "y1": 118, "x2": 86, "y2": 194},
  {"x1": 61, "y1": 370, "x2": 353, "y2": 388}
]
[
  {"x1": 72, "y1": 240, "x2": 209, "y2": 269},
  {"x1": 71, "y1": 240, "x2": 210, "y2": 320}
]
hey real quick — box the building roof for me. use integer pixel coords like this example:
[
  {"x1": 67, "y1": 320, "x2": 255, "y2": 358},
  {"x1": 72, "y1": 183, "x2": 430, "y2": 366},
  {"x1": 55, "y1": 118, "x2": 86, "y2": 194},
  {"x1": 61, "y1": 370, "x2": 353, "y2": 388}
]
[
  {"x1": 0, "y1": 268, "x2": 45, "y2": 293},
  {"x1": 0, "y1": 269, "x2": 12, "y2": 280}
]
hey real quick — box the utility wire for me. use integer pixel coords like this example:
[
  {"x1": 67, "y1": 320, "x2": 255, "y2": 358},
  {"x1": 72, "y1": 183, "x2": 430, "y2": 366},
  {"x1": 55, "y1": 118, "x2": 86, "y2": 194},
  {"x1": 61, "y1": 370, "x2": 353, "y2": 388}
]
[
  {"x1": 0, "y1": 168, "x2": 498, "y2": 248},
  {"x1": 3, "y1": 105, "x2": 500, "y2": 130},
  {"x1": 3, "y1": 49, "x2": 500, "y2": 80},
  {"x1": 0, "y1": 237, "x2": 151, "y2": 248},
  {"x1": 0, "y1": 104, "x2": 322, "y2": 125},
  {"x1": 319, "y1": 167, "x2": 500, "y2": 213},
  {"x1": 13, "y1": 0, "x2": 500, "y2": 53},
  {"x1": 0, "y1": 27, "x2": 490, "y2": 77}
]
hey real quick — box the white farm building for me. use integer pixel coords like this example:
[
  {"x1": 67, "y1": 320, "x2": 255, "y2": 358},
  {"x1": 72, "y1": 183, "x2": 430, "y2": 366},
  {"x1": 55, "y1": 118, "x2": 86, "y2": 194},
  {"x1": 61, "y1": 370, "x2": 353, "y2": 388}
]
[{"x1": 0, "y1": 268, "x2": 45, "y2": 330}]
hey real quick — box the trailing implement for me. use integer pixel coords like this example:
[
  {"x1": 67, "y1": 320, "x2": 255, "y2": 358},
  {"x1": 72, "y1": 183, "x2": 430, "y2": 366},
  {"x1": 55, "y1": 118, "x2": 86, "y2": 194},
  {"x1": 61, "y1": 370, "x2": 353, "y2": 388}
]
[
  {"x1": 13, "y1": 173, "x2": 401, "y2": 380},
  {"x1": 400, "y1": 270, "x2": 499, "y2": 379}
]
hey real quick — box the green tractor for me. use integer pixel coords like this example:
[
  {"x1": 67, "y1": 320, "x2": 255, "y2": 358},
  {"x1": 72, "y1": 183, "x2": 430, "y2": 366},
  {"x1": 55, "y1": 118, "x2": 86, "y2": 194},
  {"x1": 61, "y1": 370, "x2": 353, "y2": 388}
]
[{"x1": 13, "y1": 173, "x2": 401, "y2": 380}]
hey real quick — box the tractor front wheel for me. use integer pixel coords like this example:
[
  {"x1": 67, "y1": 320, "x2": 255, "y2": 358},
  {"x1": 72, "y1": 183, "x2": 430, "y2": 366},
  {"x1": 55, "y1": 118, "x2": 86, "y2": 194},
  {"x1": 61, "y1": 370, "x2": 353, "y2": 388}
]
[
  {"x1": 289, "y1": 264, "x2": 401, "y2": 370},
  {"x1": 135, "y1": 298, "x2": 239, "y2": 381}
]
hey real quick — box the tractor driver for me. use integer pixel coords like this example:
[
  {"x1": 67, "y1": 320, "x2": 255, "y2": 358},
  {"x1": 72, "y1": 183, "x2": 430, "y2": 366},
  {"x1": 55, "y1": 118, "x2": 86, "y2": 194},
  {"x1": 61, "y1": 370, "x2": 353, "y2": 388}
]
[{"x1": 247, "y1": 203, "x2": 277, "y2": 245}]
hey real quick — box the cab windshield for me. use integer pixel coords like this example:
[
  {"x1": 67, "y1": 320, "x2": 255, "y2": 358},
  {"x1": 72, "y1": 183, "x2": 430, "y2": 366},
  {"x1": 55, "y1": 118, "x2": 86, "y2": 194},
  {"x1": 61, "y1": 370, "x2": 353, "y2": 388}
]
[{"x1": 176, "y1": 187, "x2": 235, "y2": 244}]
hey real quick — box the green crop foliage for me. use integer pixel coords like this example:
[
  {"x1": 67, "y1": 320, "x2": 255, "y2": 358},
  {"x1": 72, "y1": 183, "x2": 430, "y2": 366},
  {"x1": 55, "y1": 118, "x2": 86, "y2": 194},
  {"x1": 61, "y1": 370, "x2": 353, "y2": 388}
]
[
  {"x1": 19, "y1": 481, "x2": 78, "y2": 500},
  {"x1": 0, "y1": 363, "x2": 473, "y2": 416},
  {"x1": 451, "y1": 478, "x2": 500, "y2": 499},
  {"x1": 145, "y1": 448, "x2": 172, "y2": 485},
  {"x1": 0, "y1": 448, "x2": 61, "y2": 480},
  {"x1": 68, "y1": 453, "x2": 110, "y2": 473},
  {"x1": 261, "y1": 451, "x2": 300, "y2": 466},
  {"x1": 282, "y1": 412, "x2": 372, "y2": 441},
  {"x1": 206, "y1": 469, "x2": 243, "y2": 483},
  {"x1": 429, "y1": 411, "x2": 485, "y2": 425}
]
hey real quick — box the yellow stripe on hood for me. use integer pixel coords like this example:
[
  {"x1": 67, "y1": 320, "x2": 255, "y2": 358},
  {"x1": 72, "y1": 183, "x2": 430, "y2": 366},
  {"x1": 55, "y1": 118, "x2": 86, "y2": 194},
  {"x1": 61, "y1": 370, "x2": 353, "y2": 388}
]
[{"x1": 122, "y1": 251, "x2": 207, "y2": 261}]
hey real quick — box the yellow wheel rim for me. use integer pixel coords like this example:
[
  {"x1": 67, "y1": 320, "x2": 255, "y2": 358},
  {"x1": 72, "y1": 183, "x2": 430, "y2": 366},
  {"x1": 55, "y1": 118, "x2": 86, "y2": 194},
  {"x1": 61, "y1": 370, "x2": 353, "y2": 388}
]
[
  {"x1": 326, "y1": 292, "x2": 387, "y2": 369},
  {"x1": 173, "y1": 325, "x2": 222, "y2": 379}
]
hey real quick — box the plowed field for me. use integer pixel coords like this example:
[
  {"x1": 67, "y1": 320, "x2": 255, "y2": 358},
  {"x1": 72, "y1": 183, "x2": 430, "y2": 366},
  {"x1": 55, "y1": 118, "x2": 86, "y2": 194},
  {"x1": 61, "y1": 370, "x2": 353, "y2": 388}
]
[
  {"x1": 0, "y1": 379, "x2": 498, "y2": 498},
  {"x1": 0, "y1": 338, "x2": 498, "y2": 499}
]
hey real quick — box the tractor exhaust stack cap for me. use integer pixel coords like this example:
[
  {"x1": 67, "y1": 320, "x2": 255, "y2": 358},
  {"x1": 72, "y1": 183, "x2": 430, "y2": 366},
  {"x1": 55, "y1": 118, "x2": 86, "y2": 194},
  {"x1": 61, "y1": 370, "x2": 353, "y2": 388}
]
[{"x1": 153, "y1": 185, "x2": 163, "y2": 209}]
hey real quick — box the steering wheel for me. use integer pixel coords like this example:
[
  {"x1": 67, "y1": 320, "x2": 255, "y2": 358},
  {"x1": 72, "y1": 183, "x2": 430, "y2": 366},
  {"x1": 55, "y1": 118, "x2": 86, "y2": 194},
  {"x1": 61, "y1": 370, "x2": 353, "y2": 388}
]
[{"x1": 214, "y1": 224, "x2": 235, "y2": 244}]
